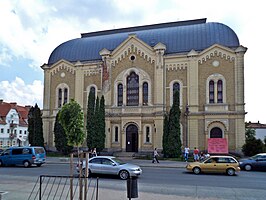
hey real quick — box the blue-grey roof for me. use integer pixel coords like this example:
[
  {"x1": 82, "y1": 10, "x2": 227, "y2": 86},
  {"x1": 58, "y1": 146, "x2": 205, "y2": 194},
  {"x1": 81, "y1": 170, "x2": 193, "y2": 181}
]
[{"x1": 48, "y1": 19, "x2": 239, "y2": 65}]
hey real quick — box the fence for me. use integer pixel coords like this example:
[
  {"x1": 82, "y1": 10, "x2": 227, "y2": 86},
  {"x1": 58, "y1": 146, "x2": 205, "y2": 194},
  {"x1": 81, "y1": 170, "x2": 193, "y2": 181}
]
[{"x1": 28, "y1": 175, "x2": 99, "y2": 200}]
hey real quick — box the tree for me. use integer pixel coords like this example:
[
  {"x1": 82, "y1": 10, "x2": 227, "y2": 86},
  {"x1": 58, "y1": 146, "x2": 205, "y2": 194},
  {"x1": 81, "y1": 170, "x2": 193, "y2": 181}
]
[
  {"x1": 28, "y1": 104, "x2": 44, "y2": 147},
  {"x1": 86, "y1": 89, "x2": 96, "y2": 149},
  {"x1": 162, "y1": 114, "x2": 169, "y2": 157},
  {"x1": 59, "y1": 99, "x2": 85, "y2": 147},
  {"x1": 86, "y1": 91, "x2": 106, "y2": 152},
  {"x1": 242, "y1": 126, "x2": 264, "y2": 156},
  {"x1": 98, "y1": 95, "x2": 106, "y2": 152},
  {"x1": 54, "y1": 112, "x2": 73, "y2": 155},
  {"x1": 163, "y1": 91, "x2": 182, "y2": 158}
]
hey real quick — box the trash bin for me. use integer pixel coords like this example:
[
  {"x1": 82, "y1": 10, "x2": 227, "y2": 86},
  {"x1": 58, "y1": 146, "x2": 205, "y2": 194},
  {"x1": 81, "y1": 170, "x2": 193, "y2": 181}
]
[{"x1": 127, "y1": 177, "x2": 138, "y2": 199}]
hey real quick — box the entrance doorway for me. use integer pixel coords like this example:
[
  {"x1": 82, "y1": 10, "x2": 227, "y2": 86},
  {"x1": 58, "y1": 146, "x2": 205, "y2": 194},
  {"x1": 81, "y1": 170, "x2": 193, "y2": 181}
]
[{"x1": 126, "y1": 124, "x2": 138, "y2": 152}]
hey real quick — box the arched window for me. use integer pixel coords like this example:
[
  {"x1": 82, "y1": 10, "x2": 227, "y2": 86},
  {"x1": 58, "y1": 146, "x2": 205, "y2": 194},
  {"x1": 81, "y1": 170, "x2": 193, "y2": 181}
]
[
  {"x1": 143, "y1": 82, "x2": 148, "y2": 105},
  {"x1": 117, "y1": 84, "x2": 123, "y2": 106},
  {"x1": 90, "y1": 86, "x2": 95, "y2": 94},
  {"x1": 217, "y1": 80, "x2": 223, "y2": 103},
  {"x1": 209, "y1": 80, "x2": 215, "y2": 103},
  {"x1": 173, "y1": 82, "x2": 180, "y2": 95},
  {"x1": 210, "y1": 127, "x2": 223, "y2": 138},
  {"x1": 58, "y1": 88, "x2": 62, "y2": 108},
  {"x1": 127, "y1": 71, "x2": 139, "y2": 106},
  {"x1": 63, "y1": 88, "x2": 68, "y2": 105}
]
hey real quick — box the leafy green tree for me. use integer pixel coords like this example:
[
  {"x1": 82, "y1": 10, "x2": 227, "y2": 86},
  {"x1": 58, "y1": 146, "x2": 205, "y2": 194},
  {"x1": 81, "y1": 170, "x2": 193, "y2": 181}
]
[
  {"x1": 86, "y1": 90, "x2": 96, "y2": 149},
  {"x1": 98, "y1": 95, "x2": 106, "y2": 152},
  {"x1": 162, "y1": 114, "x2": 169, "y2": 157},
  {"x1": 54, "y1": 112, "x2": 73, "y2": 155},
  {"x1": 59, "y1": 99, "x2": 85, "y2": 147},
  {"x1": 163, "y1": 91, "x2": 182, "y2": 158},
  {"x1": 28, "y1": 104, "x2": 44, "y2": 147},
  {"x1": 242, "y1": 126, "x2": 264, "y2": 156}
]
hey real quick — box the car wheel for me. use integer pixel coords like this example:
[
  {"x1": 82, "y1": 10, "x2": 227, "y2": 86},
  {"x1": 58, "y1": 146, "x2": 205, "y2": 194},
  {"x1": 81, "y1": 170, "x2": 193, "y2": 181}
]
[
  {"x1": 244, "y1": 164, "x2": 252, "y2": 171},
  {"x1": 227, "y1": 168, "x2": 235, "y2": 176},
  {"x1": 119, "y1": 170, "x2": 129, "y2": 180},
  {"x1": 23, "y1": 161, "x2": 31, "y2": 168},
  {"x1": 81, "y1": 168, "x2": 91, "y2": 177},
  {"x1": 193, "y1": 167, "x2": 201, "y2": 175},
  {"x1": 0, "y1": 160, "x2": 3, "y2": 167}
]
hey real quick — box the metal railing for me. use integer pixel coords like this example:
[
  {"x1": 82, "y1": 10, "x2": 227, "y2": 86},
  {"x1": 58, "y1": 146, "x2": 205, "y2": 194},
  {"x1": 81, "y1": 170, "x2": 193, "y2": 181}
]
[{"x1": 28, "y1": 175, "x2": 99, "y2": 200}]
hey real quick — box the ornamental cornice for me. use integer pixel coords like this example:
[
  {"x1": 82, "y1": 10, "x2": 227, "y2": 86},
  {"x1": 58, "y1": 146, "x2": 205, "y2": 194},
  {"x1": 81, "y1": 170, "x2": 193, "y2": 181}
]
[
  {"x1": 51, "y1": 63, "x2": 75, "y2": 76},
  {"x1": 84, "y1": 68, "x2": 101, "y2": 76},
  {"x1": 198, "y1": 48, "x2": 235, "y2": 64},
  {"x1": 165, "y1": 62, "x2": 188, "y2": 70},
  {"x1": 111, "y1": 43, "x2": 155, "y2": 67}
]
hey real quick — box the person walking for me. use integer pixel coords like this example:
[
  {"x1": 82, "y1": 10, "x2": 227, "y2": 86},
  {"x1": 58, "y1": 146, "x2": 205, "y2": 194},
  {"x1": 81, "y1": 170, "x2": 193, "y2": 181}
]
[
  {"x1": 152, "y1": 148, "x2": 160, "y2": 163},
  {"x1": 92, "y1": 148, "x2": 97, "y2": 157},
  {"x1": 193, "y1": 147, "x2": 199, "y2": 162},
  {"x1": 184, "y1": 146, "x2": 190, "y2": 162}
]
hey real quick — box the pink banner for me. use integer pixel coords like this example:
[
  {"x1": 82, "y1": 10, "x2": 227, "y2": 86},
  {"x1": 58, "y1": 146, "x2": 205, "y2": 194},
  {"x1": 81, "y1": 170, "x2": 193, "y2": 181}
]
[{"x1": 208, "y1": 138, "x2": 228, "y2": 154}]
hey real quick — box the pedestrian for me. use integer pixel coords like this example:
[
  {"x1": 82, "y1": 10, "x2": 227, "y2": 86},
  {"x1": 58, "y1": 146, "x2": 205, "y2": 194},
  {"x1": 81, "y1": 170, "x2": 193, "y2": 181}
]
[
  {"x1": 92, "y1": 148, "x2": 97, "y2": 157},
  {"x1": 184, "y1": 146, "x2": 190, "y2": 162},
  {"x1": 193, "y1": 147, "x2": 199, "y2": 162},
  {"x1": 152, "y1": 148, "x2": 160, "y2": 163},
  {"x1": 199, "y1": 151, "x2": 205, "y2": 161}
]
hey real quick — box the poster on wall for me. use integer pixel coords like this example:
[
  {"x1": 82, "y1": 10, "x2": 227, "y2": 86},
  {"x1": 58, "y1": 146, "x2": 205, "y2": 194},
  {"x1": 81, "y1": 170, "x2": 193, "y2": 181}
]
[{"x1": 208, "y1": 138, "x2": 228, "y2": 154}]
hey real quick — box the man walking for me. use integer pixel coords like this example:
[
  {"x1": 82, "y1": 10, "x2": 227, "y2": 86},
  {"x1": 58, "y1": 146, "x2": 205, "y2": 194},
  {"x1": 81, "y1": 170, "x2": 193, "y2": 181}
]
[
  {"x1": 152, "y1": 148, "x2": 160, "y2": 163},
  {"x1": 184, "y1": 146, "x2": 190, "y2": 162}
]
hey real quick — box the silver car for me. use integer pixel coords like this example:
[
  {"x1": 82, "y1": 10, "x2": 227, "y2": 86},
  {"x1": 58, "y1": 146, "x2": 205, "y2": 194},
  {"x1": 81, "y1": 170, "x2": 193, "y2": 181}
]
[{"x1": 76, "y1": 156, "x2": 142, "y2": 180}]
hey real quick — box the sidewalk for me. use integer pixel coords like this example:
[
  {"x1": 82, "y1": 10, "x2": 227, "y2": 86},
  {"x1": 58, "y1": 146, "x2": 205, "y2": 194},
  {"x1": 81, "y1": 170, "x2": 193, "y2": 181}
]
[{"x1": 46, "y1": 156, "x2": 188, "y2": 168}]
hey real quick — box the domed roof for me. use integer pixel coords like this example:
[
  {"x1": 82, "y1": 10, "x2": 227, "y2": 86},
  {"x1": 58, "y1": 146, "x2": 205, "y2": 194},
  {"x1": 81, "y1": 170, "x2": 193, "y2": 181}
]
[{"x1": 48, "y1": 19, "x2": 239, "y2": 65}]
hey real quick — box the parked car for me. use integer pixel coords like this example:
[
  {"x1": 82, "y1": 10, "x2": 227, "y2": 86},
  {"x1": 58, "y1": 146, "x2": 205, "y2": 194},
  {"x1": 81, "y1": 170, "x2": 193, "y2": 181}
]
[
  {"x1": 0, "y1": 146, "x2": 46, "y2": 167},
  {"x1": 76, "y1": 156, "x2": 142, "y2": 180},
  {"x1": 186, "y1": 155, "x2": 240, "y2": 176},
  {"x1": 239, "y1": 153, "x2": 266, "y2": 171}
]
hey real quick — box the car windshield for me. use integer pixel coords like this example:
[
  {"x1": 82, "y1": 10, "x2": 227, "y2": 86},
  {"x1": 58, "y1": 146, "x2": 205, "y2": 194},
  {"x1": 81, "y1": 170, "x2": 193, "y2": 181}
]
[
  {"x1": 112, "y1": 158, "x2": 126, "y2": 165},
  {"x1": 251, "y1": 154, "x2": 261, "y2": 160}
]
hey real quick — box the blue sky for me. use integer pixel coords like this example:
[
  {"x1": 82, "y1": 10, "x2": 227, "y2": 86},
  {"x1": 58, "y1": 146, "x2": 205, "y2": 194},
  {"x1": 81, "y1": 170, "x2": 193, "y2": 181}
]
[{"x1": 0, "y1": 0, "x2": 265, "y2": 123}]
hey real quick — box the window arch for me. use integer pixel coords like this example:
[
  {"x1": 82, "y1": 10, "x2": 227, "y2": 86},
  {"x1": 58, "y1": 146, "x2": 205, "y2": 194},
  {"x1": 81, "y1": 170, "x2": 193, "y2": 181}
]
[
  {"x1": 56, "y1": 83, "x2": 69, "y2": 108},
  {"x1": 126, "y1": 71, "x2": 139, "y2": 106},
  {"x1": 206, "y1": 74, "x2": 226, "y2": 104},
  {"x1": 217, "y1": 80, "x2": 223, "y2": 103},
  {"x1": 170, "y1": 80, "x2": 183, "y2": 106},
  {"x1": 209, "y1": 80, "x2": 215, "y2": 103},
  {"x1": 142, "y1": 82, "x2": 148, "y2": 105},
  {"x1": 117, "y1": 83, "x2": 123, "y2": 106}
]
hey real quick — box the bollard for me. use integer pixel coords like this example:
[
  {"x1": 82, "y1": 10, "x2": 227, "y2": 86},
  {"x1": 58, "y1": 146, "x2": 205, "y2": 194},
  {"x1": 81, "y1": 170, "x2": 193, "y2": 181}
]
[{"x1": 127, "y1": 176, "x2": 138, "y2": 199}]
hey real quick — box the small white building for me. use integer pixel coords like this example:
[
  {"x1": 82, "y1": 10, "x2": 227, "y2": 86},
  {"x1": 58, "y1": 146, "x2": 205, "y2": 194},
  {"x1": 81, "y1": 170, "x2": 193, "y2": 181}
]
[
  {"x1": 0, "y1": 100, "x2": 30, "y2": 147},
  {"x1": 246, "y1": 121, "x2": 266, "y2": 142}
]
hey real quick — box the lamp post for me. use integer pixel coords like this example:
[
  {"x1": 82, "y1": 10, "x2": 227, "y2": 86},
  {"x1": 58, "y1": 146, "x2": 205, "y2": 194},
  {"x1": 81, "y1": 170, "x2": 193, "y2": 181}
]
[{"x1": 184, "y1": 105, "x2": 190, "y2": 146}]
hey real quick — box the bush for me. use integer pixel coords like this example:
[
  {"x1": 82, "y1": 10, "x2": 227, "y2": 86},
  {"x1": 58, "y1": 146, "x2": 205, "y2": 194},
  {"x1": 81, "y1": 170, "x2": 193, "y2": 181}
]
[{"x1": 242, "y1": 138, "x2": 264, "y2": 157}]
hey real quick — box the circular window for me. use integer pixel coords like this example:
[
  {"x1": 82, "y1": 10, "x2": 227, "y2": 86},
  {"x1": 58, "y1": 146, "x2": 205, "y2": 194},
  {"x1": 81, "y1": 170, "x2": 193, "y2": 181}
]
[
  {"x1": 130, "y1": 55, "x2": 136, "y2": 61},
  {"x1": 212, "y1": 60, "x2": 220, "y2": 67}
]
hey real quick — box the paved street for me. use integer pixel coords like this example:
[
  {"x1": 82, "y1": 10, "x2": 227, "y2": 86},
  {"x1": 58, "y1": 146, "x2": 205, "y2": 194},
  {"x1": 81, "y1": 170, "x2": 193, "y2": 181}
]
[{"x1": 1, "y1": 157, "x2": 266, "y2": 199}]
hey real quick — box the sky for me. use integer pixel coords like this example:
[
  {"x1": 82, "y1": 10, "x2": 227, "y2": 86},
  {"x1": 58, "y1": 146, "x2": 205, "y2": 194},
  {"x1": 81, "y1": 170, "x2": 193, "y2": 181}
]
[{"x1": 0, "y1": 0, "x2": 265, "y2": 123}]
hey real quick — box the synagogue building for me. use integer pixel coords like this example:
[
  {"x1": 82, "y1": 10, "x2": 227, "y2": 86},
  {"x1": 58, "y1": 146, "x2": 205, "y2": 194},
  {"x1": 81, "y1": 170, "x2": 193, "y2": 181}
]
[{"x1": 41, "y1": 18, "x2": 247, "y2": 153}]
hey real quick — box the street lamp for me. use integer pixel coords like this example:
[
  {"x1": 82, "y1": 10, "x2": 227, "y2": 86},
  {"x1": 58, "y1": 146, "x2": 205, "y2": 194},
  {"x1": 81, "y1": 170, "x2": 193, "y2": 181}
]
[{"x1": 184, "y1": 104, "x2": 190, "y2": 146}]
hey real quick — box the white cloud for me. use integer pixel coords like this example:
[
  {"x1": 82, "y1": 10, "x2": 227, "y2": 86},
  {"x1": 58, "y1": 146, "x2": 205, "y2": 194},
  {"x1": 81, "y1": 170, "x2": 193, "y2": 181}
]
[
  {"x1": 0, "y1": 77, "x2": 43, "y2": 107},
  {"x1": 0, "y1": 0, "x2": 265, "y2": 122}
]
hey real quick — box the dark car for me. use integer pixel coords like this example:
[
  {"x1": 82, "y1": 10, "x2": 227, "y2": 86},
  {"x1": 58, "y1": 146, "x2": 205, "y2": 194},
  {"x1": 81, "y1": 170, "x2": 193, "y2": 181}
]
[{"x1": 239, "y1": 153, "x2": 266, "y2": 171}]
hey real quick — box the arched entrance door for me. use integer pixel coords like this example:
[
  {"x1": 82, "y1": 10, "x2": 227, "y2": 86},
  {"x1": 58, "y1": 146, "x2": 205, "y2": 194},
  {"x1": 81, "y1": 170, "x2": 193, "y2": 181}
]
[
  {"x1": 210, "y1": 127, "x2": 223, "y2": 138},
  {"x1": 126, "y1": 124, "x2": 138, "y2": 152}
]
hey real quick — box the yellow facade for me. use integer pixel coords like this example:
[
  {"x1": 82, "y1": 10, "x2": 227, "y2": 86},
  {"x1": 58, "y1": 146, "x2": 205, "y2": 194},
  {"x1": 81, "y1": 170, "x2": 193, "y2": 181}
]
[{"x1": 41, "y1": 25, "x2": 247, "y2": 154}]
